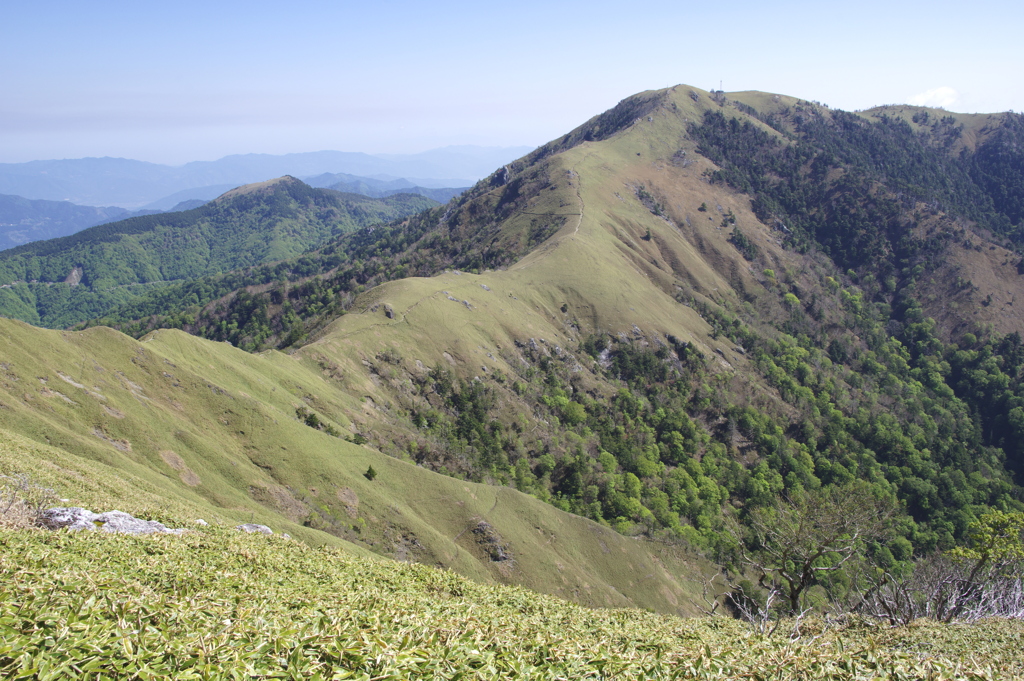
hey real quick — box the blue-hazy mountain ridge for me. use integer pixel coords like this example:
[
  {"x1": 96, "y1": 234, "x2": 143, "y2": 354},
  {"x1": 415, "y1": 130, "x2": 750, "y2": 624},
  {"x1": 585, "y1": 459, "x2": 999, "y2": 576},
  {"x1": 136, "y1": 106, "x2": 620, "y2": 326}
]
[{"x1": 0, "y1": 146, "x2": 532, "y2": 208}]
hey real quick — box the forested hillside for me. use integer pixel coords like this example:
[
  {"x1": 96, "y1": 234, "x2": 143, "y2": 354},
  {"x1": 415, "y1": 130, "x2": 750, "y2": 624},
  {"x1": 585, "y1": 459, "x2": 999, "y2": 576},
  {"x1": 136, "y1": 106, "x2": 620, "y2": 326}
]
[{"x1": 0, "y1": 178, "x2": 436, "y2": 327}]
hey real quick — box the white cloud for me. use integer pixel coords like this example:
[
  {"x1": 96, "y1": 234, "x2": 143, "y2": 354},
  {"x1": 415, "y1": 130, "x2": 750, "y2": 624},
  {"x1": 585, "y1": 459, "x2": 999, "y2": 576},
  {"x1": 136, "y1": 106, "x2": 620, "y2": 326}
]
[{"x1": 907, "y1": 86, "x2": 960, "y2": 108}]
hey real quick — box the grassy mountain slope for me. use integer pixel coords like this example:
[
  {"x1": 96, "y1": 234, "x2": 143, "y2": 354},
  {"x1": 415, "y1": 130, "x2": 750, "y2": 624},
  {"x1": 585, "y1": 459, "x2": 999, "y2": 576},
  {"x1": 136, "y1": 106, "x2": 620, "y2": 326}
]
[
  {"x1": 0, "y1": 317, "x2": 715, "y2": 615},
  {"x1": 248, "y1": 86, "x2": 1024, "y2": 559},
  {"x1": 0, "y1": 178, "x2": 436, "y2": 328},
  {"x1": 6, "y1": 85, "x2": 1024, "y2": 647},
  {"x1": 42, "y1": 86, "x2": 1024, "y2": 560}
]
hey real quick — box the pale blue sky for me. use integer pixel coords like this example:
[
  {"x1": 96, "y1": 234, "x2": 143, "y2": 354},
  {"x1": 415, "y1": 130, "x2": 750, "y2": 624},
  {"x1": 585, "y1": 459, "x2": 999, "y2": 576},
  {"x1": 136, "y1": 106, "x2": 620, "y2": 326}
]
[{"x1": 2, "y1": 0, "x2": 1021, "y2": 164}]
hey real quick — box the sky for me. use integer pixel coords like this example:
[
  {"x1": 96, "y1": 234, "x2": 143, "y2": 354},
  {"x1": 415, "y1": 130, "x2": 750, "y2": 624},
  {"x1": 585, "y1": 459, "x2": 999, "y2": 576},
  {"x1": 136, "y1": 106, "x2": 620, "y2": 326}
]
[{"x1": 2, "y1": 0, "x2": 1022, "y2": 165}]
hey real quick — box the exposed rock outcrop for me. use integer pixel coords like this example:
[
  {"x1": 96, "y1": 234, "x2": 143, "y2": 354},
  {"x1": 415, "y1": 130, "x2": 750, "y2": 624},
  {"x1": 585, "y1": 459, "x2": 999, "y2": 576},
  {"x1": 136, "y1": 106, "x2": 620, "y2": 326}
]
[
  {"x1": 235, "y1": 523, "x2": 273, "y2": 535},
  {"x1": 472, "y1": 520, "x2": 512, "y2": 563},
  {"x1": 39, "y1": 507, "x2": 187, "y2": 535}
]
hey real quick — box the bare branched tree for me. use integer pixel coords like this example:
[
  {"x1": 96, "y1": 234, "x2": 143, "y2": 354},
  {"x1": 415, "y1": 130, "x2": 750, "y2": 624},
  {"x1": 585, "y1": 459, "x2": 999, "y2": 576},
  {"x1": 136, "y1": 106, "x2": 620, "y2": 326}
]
[
  {"x1": 858, "y1": 511, "x2": 1024, "y2": 624},
  {"x1": 726, "y1": 580, "x2": 785, "y2": 635},
  {"x1": 686, "y1": 573, "x2": 725, "y2": 617},
  {"x1": 744, "y1": 482, "x2": 895, "y2": 616}
]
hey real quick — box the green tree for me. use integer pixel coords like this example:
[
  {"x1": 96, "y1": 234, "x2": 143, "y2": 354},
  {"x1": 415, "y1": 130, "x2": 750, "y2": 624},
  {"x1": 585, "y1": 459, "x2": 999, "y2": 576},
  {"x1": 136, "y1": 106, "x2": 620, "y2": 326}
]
[
  {"x1": 943, "y1": 510, "x2": 1024, "y2": 621},
  {"x1": 744, "y1": 483, "x2": 894, "y2": 615}
]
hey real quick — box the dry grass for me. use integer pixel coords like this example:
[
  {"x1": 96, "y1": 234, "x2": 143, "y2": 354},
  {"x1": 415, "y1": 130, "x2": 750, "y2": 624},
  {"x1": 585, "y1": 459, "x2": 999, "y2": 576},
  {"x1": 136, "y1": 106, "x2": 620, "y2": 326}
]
[{"x1": 0, "y1": 472, "x2": 56, "y2": 529}]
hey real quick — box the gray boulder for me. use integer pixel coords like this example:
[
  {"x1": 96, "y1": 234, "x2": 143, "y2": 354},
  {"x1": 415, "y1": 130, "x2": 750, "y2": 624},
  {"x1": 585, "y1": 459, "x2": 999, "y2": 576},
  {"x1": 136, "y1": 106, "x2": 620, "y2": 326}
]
[
  {"x1": 38, "y1": 507, "x2": 187, "y2": 535},
  {"x1": 38, "y1": 507, "x2": 99, "y2": 531},
  {"x1": 95, "y1": 511, "x2": 187, "y2": 535},
  {"x1": 235, "y1": 523, "x2": 273, "y2": 535}
]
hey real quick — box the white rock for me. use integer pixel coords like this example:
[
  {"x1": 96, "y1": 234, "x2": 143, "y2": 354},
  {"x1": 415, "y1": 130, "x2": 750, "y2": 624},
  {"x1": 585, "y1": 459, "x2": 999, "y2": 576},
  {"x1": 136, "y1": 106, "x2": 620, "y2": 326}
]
[
  {"x1": 39, "y1": 507, "x2": 187, "y2": 535},
  {"x1": 235, "y1": 523, "x2": 273, "y2": 535}
]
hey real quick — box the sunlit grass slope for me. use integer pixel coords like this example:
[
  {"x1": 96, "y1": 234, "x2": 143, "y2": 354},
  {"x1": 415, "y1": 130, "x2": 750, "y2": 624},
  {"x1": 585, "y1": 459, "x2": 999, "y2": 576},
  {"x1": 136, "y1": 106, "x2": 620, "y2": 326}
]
[
  {"x1": 309, "y1": 87, "x2": 779, "y2": 393},
  {"x1": 0, "y1": 317, "x2": 714, "y2": 614},
  {"x1": 2, "y1": 527, "x2": 1020, "y2": 679},
  {"x1": 311, "y1": 83, "x2": 1024, "y2": 427}
]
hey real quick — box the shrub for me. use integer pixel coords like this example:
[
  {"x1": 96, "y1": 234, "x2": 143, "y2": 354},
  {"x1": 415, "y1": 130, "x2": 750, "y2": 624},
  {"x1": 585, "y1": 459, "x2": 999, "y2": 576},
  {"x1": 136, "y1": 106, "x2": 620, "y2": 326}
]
[{"x1": 0, "y1": 472, "x2": 57, "y2": 529}]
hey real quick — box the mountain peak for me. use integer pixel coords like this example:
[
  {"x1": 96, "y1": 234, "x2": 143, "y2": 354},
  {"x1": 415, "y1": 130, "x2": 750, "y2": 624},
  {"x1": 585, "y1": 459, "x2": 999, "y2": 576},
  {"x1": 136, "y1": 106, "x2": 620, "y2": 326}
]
[{"x1": 213, "y1": 175, "x2": 305, "y2": 202}]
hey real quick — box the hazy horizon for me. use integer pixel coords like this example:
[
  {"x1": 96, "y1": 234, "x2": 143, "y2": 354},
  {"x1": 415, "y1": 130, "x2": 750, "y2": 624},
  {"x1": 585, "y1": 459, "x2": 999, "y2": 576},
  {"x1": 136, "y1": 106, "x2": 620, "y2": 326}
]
[
  {"x1": 0, "y1": 144, "x2": 537, "y2": 169},
  {"x1": 4, "y1": 0, "x2": 1022, "y2": 165}
]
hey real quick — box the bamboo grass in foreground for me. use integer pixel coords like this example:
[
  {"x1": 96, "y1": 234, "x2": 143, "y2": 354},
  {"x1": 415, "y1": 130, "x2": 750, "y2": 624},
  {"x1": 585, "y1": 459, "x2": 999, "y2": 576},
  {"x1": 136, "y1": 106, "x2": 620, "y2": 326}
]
[{"x1": 2, "y1": 528, "x2": 1021, "y2": 679}]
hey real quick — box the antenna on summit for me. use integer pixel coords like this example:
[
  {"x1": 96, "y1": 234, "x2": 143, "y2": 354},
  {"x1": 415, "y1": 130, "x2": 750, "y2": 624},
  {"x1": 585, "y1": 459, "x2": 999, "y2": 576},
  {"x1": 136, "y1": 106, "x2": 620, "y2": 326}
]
[{"x1": 720, "y1": 80, "x2": 723, "y2": 92}]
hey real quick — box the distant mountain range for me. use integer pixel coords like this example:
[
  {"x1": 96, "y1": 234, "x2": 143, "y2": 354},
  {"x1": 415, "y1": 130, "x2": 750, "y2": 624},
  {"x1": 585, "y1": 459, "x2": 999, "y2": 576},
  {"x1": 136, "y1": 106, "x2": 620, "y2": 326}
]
[
  {"x1": 0, "y1": 170, "x2": 471, "y2": 251},
  {"x1": 0, "y1": 194, "x2": 205, "y2": 251},
  {"x1": 302, "y1": 172, "x2": 468, "y2": 202},
  {"x1": 0, "y1": 145, "x2": 532, "y2": 208}
]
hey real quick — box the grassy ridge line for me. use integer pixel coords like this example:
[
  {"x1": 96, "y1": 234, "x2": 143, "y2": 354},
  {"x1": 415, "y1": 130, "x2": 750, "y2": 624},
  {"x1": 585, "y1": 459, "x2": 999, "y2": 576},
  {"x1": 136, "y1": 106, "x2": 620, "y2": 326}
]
[
  {"x1": 1, "y1": 528, "x2": 1017, "y2": 679},
  {"x1": 287, "y1": 87, "x2": 1024, "y2": 564},
  {"x1": 82, "y1": 91, "x2": 711, "y2": 352}
]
